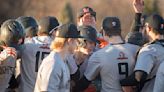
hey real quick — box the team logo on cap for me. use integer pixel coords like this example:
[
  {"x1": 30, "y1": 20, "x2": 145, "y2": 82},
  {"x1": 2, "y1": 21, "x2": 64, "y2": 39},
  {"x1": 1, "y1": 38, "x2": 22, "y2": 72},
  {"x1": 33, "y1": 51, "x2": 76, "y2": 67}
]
[{"x1": 112, "y1": 21, "x2": 116, "y2": 27}]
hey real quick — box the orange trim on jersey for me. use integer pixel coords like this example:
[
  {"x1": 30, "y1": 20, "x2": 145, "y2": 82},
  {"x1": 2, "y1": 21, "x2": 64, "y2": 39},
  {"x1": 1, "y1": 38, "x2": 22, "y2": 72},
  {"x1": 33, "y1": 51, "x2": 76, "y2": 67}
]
[{"x1": 97, "y1": 37, "x2": 108, "y2": 48}]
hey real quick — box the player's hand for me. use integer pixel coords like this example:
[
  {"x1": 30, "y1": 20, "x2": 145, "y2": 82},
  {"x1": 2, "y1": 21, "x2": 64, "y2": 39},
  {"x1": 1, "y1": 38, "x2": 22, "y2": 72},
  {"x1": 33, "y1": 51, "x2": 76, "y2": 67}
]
[
  {"x1": 122, "y1": 86, "x2": 135, "y2": 92},
  {"x1": 74, "y1": 51, "x2": 87, "y2": 65},
  {"x1": 133, "y1": 0, "x2": 144, "y2": 13},
  {"x1": 0, "y1": 46, "x2": 17, "y2": 62}
]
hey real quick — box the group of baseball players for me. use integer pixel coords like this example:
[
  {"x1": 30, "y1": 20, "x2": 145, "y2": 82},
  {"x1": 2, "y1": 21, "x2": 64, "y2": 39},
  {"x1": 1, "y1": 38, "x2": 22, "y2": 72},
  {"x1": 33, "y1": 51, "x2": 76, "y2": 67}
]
[{"x1": 0, "y1": 0, "x2": 164, "y2": 92}]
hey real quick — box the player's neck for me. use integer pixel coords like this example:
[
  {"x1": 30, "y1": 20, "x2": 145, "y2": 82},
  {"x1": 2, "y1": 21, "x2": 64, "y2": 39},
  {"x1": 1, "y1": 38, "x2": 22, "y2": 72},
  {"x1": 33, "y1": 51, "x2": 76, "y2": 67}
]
[
  {"x1": 151, "y1": 34, "x2": 164, "y2": 41},
  {"x1": 59, "y1": 46, "x2": 70, "y2": 61},
  {"x1": 107, "y1": 36, "x2": 124, "y2": 44}
]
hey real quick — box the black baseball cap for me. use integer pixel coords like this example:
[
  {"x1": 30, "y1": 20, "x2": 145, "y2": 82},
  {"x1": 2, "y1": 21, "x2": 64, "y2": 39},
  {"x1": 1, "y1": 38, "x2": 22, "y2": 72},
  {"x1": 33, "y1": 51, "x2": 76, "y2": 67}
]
[
  {"x1": 78, "y1": 6, "x2": 96, "y2": 18},
  {"x1": 16, "y1": 16, "x2": 38, "y2": 29},
  {"x1": 78, "y1": 25, "x2": 99, "y2": 43},
  {"x1": 38, "y1": 16, "x2": 59, "y2": 34},
  {"x1": 16, "y1": 16, "x2": 38, "y2": 37},
  {"x1": 145, "y1": 14, "x2": 164, "y2": 34},
  {"x1": 102, "y1": 17, "x2": 121, "y2": 31},
  {"x1": 55, "y1": 23, "x2": 82, "y2": 38}
]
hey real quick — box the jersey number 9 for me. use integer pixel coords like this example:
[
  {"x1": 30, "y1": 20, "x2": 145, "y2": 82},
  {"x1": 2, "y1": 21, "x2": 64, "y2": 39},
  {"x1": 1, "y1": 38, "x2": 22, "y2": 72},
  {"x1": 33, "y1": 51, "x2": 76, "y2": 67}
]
[{"x1": 118, "y1": 62, "x2": 128, "y2": 78}]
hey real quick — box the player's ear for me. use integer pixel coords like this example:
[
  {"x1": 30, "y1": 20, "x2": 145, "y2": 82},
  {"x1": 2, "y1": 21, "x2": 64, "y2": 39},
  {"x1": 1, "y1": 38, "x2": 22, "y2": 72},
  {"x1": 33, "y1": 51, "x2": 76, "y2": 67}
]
[{"x1": 67, "y1": 38, "x2": 72, "y2": 43}]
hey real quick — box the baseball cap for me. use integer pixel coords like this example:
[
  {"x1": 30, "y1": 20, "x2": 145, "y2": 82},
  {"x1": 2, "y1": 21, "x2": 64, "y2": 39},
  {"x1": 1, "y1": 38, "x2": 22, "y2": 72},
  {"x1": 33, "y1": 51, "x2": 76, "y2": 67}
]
[
  {"x1": 38, "y1": 16, "x2": 59, "y2": 34},
  {"x1": 78, "y1": 6, "x2": 96, "y2": 18},
  {"x1": 102, "y1": 17, "x2": 121, "y2": 36},
  {"x1": 78, "y1": 25, "x2": 99, "y2": 43},
  {"x1": 16, "y1": 16, "x2": 38, "y2": 29},
  {"x1": 16, "y1": 16, "x2": 38, "y2": 37},
  {"x1": 145, "y1": 14, "x2": 164, "y2": 34},
  {"x1": 55, "y1": 23, "x2": 81, "y2": 38},
  {"x1": 102, "y1": 17, "x2": 121, "y2": 32}
]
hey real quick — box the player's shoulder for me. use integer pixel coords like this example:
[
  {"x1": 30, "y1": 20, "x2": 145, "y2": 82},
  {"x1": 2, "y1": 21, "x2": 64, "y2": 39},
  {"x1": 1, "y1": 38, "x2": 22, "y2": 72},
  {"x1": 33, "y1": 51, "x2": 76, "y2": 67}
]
[
  {"x1": 41, "y1": 51, "x2": 56, "y2": 66},
  {"x1": 34, "y1": 36, "x2": 52, "y2": 44},
  {"x1": 136, "y1": 44, "x2": 162, "y2": 61},
  {"x1": 93, "y1": 44, "x2": 109, "y2": 55},
  {"x1": 140, "y1": 42, "x2": 158, "y2": 53},
  {"x1": 123, "y1": 43, "x2": 140, "y2": 48},
  {"x1": 89, "y1": 44, "x2": 112, "y2": 61}
]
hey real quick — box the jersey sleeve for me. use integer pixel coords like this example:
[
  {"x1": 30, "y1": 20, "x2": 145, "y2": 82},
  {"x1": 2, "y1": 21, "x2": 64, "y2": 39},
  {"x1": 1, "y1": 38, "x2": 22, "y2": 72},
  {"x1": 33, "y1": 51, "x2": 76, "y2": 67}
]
[
  {"x1": 134, "y1": 46, "x2": 155, "y2": 74},
  {"x1": 35, "y1": 58, "x2": 53, "y2": 92},
  {"x1": 84, "y1": 52, "x2": 101, "y2": 81},
  {"x1": 153, "y1": 62, "x2": 164, "y2": 92}
]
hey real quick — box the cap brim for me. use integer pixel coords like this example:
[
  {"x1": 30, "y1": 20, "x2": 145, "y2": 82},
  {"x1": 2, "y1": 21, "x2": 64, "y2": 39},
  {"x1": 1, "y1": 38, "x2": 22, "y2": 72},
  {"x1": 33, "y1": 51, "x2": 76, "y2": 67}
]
[
  {"x1": 49, "y1": 24, "x2": 62, "y2": 35},
  {"x1": 55, "y1": 35, "x2": 83, "y2": 38},
  {"x1": 83, "y1": 37, "x2": 100, "y2": 44}
]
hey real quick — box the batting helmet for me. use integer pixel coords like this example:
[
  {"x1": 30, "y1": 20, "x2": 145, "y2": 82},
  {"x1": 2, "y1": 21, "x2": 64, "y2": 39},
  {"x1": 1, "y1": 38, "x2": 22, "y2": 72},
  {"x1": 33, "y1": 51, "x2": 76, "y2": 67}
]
[
  {"x1": 0, "y1": 19, "x2": 24, "y2": 47},
  {"x1": 16, "y1": 16, "x2": 38, "y2": 37},
  {"x1": 38, "y1": 16, "x2": 59, "y2": 35}
]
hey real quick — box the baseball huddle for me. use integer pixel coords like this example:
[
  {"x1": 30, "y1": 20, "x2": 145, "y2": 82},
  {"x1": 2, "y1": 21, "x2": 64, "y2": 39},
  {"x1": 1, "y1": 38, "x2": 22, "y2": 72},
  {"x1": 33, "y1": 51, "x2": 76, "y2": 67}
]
[{"x1": 0, "y1": 0, "x2": 164, "y2": 92}]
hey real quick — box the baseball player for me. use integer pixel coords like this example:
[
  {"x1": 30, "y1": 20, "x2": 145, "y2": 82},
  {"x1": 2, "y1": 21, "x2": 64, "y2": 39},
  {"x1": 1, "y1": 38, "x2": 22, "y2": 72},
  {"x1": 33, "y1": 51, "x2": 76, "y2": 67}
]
[
  {"x1": 34, "y1": 23, "x2": 81, "y2": 92},
  {"x1": 19, "y1": 16, "x2": 59, "y2": 92},
  {"x1": 73, "y1": 16, "x2": 140, "y2": 92},
  {"x1": 77, "y1": 6, "x2": 107, "y2": 92},
  {"x1": 77, "y1": 6, "x2": 108, "y2": 49},
  {"x1": 120, "y1": 14, "x2": 164, "y2": 92},
  {"x1": 14, "y1": 16, "x2": 38, "y2": 84},
  {"x1": 77, "y1": 6, "x2": 96, "y2": 28},
  {"x1": 65, "y1": 25, "x2": 99, "y2": 92},
  {"x1": 77, "y1": 25, "x2": 99, "y2": 77},
  {"x1": 153, "y1": 59, "x2": 164, "y2": 92},
  {"x1": 0, "y1": 19, "x2": 24, "y2": 92}
]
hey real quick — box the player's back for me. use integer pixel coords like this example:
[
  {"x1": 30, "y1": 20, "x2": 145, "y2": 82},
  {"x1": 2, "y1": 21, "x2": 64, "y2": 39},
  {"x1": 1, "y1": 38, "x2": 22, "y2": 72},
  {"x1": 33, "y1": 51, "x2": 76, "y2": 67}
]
[
  {"x1": 90, "y1": 43, "x2": 135, "y2": 92},
  {"x1": 135, "y1": 42, "x2": 164, "y2": 92},
  {"x1": 0, "y1": 56, "x2": 16, "y2": 92},
  {"x1": 153, "y1": 60, "x2": 164, "y2": 92},
  {"x1": 20, "y1": 36, "x2": 52, "y2": 92}
]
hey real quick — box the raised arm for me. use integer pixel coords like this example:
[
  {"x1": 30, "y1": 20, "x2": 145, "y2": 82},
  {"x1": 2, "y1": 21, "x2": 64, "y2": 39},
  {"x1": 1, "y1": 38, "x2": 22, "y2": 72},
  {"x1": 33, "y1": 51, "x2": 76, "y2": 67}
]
[{"x1": 125, "y1": 0, "x2": 144, "y2": 46}]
